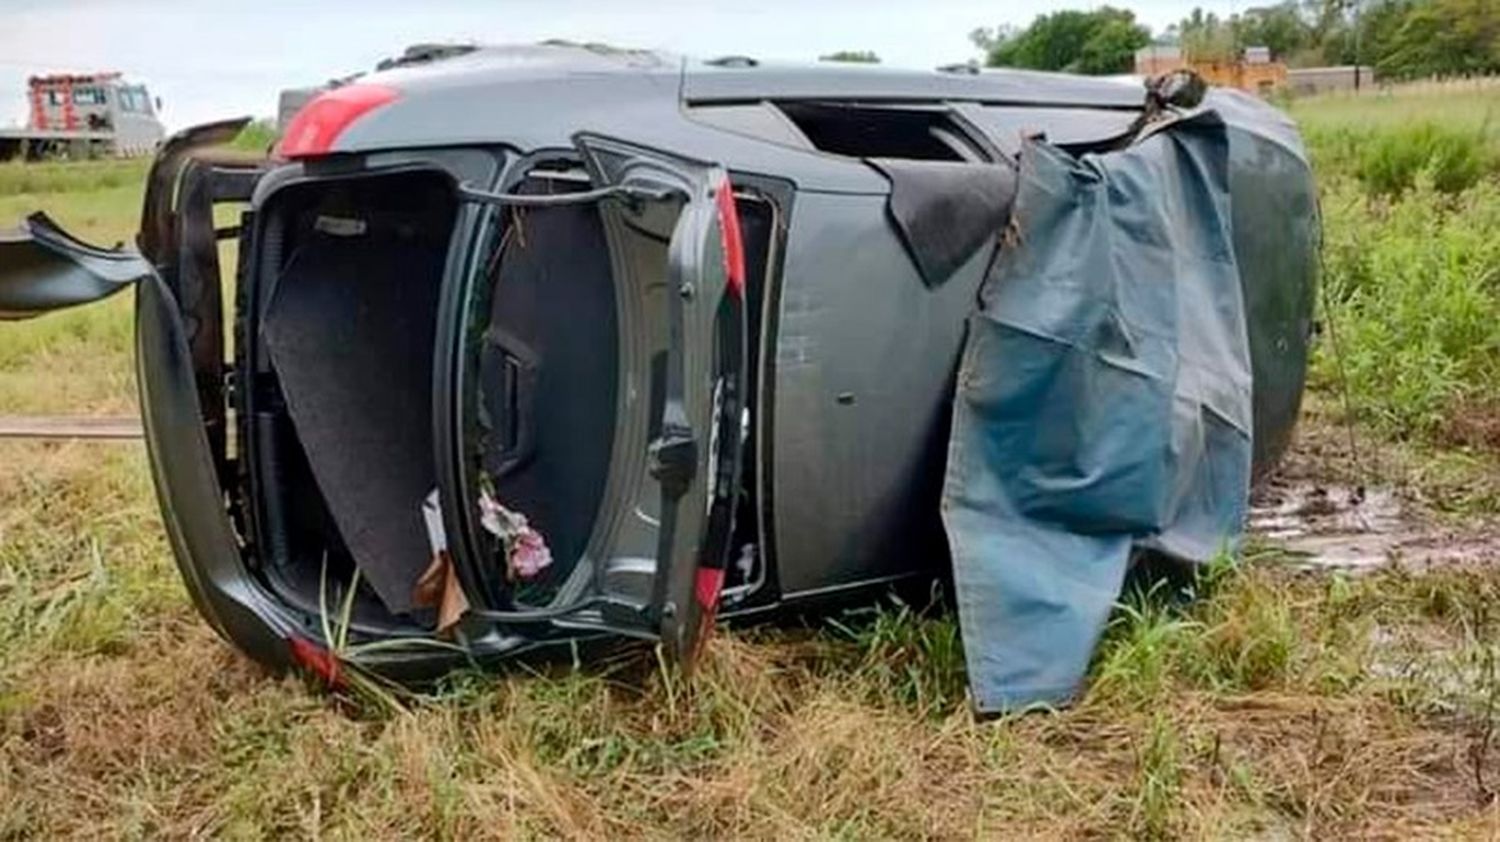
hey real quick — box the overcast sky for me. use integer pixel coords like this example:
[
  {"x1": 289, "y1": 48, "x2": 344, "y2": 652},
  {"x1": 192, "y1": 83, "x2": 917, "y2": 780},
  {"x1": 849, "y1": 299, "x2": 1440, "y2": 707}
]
[{"x1": 0, "y1": 0, "x2": 1220, "y2": 130}]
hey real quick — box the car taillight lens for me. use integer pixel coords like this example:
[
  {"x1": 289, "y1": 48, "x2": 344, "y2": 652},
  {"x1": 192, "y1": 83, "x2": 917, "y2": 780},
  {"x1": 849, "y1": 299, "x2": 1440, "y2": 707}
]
[
  {"x1": 288, "y1": 635, "x2": 345, "y2": 689},
  {"x1": 714, "y1": 176, "x2": 746, "y2": 298},
  {"x1": 277, "y1": 83, "x2": 399, "y2": 159}
]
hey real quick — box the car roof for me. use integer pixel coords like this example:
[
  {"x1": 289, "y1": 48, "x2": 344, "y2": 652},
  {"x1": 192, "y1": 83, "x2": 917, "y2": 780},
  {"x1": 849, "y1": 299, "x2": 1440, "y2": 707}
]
[
  {"x1": 330, "y1": 43, "x2": 1147, "y2": 193},
  {"x1": 364, "y1": 42, "x2": 1145, "y2": 107}
]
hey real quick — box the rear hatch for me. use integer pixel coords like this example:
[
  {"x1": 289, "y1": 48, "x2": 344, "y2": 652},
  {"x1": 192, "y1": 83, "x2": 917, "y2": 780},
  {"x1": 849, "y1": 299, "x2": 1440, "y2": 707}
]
[
  {"x1": 443, "y1": 136, "x2": 750, "y2": 664},
  {"x1": 240, "y1": 135, "x2": 750, "y2": 666}
]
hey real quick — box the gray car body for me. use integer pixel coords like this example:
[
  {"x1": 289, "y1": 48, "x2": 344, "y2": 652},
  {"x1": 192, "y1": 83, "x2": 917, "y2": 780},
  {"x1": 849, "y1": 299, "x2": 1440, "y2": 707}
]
[{"x1": 2, "y1": 44, "x2": 1318, "y2": 681}]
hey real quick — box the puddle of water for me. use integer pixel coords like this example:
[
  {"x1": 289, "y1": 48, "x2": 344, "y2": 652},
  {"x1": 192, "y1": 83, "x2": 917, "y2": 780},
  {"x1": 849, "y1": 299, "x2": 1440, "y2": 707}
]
[{"x1": 1249, "y1": 482, "x2": 1499, "y2": 570}]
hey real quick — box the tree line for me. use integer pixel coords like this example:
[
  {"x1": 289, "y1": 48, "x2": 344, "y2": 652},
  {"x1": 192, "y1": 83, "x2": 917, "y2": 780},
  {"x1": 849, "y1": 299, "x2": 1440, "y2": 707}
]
[{"x1": 967, "y1": 0, "x2": 1500, "y2": 80}]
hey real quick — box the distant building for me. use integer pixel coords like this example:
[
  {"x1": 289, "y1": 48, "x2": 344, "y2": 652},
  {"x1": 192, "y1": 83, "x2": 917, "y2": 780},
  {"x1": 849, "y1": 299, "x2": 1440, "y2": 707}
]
[
  {"x1": 1287, "y1": 66, "x2": 1377, "y2": 95},
  {"x1": 1134, "y1": 45, "x2": 1183, "y2": 78},
  {"x1": 1133, "y1": 45, "x2": 1287, "y2": 96}
]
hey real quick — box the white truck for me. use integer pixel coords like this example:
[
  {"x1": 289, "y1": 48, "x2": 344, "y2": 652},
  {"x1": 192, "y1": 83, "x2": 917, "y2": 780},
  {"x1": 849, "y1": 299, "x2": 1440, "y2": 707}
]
[{"x1": 0, "y1": 72, "x2": 165, "y2": 161}]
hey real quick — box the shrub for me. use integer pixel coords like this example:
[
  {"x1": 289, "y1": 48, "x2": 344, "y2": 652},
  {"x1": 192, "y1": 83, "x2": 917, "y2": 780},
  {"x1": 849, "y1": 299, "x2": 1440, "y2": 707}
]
[
  {"x1": 1314, "y1": 178, "x2": 1500, "y2": 441},
  {"x1": 1357, "y1": 122, "x2": 1491, "y2": 196}
]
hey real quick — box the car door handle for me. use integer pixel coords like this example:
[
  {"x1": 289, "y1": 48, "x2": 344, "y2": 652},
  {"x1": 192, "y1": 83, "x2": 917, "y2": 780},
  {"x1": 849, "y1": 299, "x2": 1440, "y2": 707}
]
[{"x1": 483, "y1": 326, "x2": 539, "y2": 476}]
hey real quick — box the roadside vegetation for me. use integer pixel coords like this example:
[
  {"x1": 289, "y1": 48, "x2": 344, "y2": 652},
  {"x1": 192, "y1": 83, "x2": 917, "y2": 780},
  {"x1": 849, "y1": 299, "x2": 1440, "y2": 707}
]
[
  {"x1": 0, "y1": 162, "x2": 141, "y2": 416},
  {"x1": 1, "y1": 84, "x2": 1498, "y2": 836},
  {"x1": 1289, "y1": 81, "x2": 1500, "y2": 517},
  {"x1": 975, "y1": 0, "x2": 1500, "y2": 80}
]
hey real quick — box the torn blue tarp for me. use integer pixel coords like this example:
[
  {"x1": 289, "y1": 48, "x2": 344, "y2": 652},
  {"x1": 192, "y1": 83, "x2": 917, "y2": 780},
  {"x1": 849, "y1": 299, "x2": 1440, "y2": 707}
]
[{"x1": 941, "y1": 110, "x2": 1253, "y2": 713}]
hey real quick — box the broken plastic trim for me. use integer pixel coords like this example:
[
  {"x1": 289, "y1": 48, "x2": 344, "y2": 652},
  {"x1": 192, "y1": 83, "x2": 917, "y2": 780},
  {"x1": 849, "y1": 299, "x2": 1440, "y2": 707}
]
[
  {"x1": 0, "y1": 212, "x2": 153, "y2": 319},
  {"x1": 138, "y1": 117, "x2": 252, "y2": 265},
  {"x1": 456, "y1": 182, "x2": 681, "y2": 208}
]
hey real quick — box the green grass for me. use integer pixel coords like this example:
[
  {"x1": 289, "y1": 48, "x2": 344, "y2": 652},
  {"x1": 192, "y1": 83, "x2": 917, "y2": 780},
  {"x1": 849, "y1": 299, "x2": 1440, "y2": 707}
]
[
  {"x1": 1314, "y1": 179, "x2": 1500, "y2": 441},
  {"x1": 0, "y1": 171, "x2": 141, "y2": 414},
  {"x1": 0, "y1": 159, "x2": 244, "y2": 415},
  {"x1": 0, "y1": 158, "x2": 151, "y2": 200},
  {"x1": 1289, "y1": 79, "x2": 1500, "y2": 134},
  {"x1": 1291, "y1": 80, "x2": 1500, "y2": 197},
  {"x1": 1290, "y1": 85, "x2": 1500, "y2": 510},
  {"x1": 2, "y1": 447, "x2": 1493, "y2": 836},
  {"x1": 1, "y1": 89, "x2": 1499, "y2": 837},
  {"x1": 1359, "y1": 123, "x2": 1493, "y2": 196}
]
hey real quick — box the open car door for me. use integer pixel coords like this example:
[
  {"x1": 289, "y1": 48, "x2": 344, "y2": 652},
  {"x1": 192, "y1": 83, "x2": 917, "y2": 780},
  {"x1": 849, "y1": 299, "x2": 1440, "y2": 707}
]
[
  {"x1": 450, "y1": 135, "x2": 748, "y2": 668},
  {"x1": 0, "y1": 121, "x2": 289, "y2": 651}
]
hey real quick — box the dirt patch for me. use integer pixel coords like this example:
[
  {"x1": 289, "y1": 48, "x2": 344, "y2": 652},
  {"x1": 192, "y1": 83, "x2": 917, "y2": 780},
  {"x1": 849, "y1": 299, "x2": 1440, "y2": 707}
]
[
  {"x1": 1440, "y1": 397, "x2": 1500, "y2": 453},
  {"x1": 1251, "y1": 401, "x2": 1500, "y2": 568},
  {"x1": 1251, "y1": 480, "x2": 1500, "y2": 570}
]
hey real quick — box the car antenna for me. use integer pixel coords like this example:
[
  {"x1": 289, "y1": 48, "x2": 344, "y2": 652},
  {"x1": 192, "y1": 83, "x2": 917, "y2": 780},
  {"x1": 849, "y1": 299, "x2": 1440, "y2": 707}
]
[{"x1": 1317, "y1": 194, "x2": 1378, "y2": 501}]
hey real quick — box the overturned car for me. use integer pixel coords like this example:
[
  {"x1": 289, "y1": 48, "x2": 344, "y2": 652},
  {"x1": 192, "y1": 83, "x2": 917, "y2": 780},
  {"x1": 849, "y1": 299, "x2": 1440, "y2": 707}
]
[{"x1": 0, "y1": 45, "x2": 1317, "y2": 708}]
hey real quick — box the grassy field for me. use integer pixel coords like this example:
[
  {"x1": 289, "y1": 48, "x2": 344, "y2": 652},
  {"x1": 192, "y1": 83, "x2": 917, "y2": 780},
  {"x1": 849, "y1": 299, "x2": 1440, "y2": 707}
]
[
  {"x1": 2, "y1": 89, "x2": 1499, "y2": 838},
  {"x1": 1286, "y1": 80, "x2": 1500, "y2": 518}
]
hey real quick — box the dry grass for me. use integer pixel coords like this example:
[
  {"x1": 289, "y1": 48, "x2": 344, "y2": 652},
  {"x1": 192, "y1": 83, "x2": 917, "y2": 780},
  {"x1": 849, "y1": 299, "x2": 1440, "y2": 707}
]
[
  {"x1": 1289, "y1": 77, "x2": 1500, "y2": 134},
  {"x1": 2, "y1": 438, "x2": 1499, "y2": 838}
]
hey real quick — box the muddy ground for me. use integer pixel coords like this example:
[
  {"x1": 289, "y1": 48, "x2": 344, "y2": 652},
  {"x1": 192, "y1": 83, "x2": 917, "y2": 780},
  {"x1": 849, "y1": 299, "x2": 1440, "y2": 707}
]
[{"x1": 1252, "y1": 403, "x2": 1500, "y2": 572}]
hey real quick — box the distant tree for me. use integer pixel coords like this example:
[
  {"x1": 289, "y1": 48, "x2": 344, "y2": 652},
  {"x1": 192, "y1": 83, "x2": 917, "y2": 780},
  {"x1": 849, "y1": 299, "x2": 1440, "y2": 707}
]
[
  {"x1": 972, "y1": 7, "x2": 1150, "y2": 74},
  {"x1": 819, "y1": 50, "x2": 881, "y2": 63},
  {"x1": 969, "y1": 25, "x2": 1020, "y2": 55},
  {"x1": 1307, "y1": 0, "x2": 1363, "y2": 65},
  {"x1": 1357, "y1": 0, "x2": 1419, "y2": 61},
  {"x1": 1175, "y1": 8, "x2": 1240, "y2": 61},
  {"x1": 1375, "y1": 0, "x2": 1500, "y2": 77},
  {"x1": 986, "y1": 0, "x2": 1500, "y2": 81},
  {"x1": 1173, "y1": 1, "x2": 1341, "y2": 62},
  {"x1": 1164, "y1": 0, "x2": 1500, "y2": 78},
  {"x1": 1074, "y1": 16, "x2": 1155, "y2": 73},
  {"x1": 1238, "y1": 2, "x2": 1311, "y2": 57},
  {"x1": 1292, "y1": 0, "x2": 1500, "y2": 78}
]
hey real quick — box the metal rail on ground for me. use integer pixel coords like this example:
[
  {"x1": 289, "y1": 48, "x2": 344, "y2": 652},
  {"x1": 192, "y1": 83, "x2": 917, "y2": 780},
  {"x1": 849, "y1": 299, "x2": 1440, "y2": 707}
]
[{"x1": 0, "y1": 415, "x2": 144, "y2": 440}]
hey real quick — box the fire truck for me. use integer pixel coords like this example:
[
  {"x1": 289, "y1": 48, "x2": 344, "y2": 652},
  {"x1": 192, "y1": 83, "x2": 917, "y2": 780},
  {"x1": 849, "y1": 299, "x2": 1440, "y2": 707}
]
[{"x1": 0, "y1": 72, "x2": 166, "y2": 161}]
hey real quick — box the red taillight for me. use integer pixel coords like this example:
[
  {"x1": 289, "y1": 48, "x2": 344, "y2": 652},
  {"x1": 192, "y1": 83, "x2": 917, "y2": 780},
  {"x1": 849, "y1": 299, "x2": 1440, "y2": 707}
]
[
  {"x1": 713, "y1": 176, "x2": 746, "y2": 298},
  {"x1": 288, "y1": 635, "x2": 345, "y2": 689},
  {"x1": 694, "y1": 565, "x2": 726, "y2": 612},
  {"x1": 276, "y1": 83, "x2": 399, "y2": 159},
  {"x1": 687, "y1": 565, "x2": 728, "y2": 664}
]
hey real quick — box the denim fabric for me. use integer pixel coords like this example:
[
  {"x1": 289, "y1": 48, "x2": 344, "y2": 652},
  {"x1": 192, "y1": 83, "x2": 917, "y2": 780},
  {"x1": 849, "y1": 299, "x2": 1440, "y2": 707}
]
[{"x1": 942, "y1": 111, "x2": 1252, "y2": 714}]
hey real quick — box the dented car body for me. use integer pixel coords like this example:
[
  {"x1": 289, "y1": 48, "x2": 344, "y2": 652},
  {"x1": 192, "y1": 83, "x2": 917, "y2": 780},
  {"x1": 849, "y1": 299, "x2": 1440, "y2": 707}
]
[{"x1": 0, "y1": 45, "x2": 1318, "y2": 686}]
